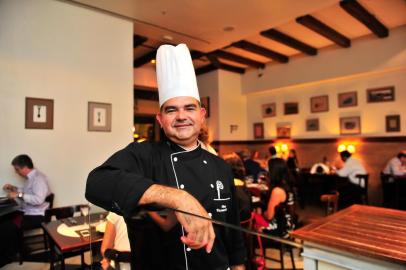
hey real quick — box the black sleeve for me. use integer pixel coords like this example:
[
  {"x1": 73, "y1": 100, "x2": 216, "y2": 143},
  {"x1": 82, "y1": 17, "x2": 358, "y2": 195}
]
[
  {"x1": 85, "y1": 142, "x2": 155, "y2": 217},
  {"x1": 225, "y1": 167, "x2": 247, "y2": 266}
]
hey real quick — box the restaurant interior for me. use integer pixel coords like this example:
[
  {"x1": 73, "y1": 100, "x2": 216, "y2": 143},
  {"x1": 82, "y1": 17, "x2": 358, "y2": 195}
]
[{"x1": 1, "y1": 0, "x2": 405, "y2": 269}]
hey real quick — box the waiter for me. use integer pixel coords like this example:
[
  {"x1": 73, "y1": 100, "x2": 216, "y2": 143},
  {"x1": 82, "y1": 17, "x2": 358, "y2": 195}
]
[{"x1": 86, "y1": 44, "x2": 246, "y2": 270}]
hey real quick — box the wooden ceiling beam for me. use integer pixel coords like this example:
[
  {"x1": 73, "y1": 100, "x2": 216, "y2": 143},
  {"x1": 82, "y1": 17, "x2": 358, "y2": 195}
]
[
  {"x1": 195, "y1": 64, "x2": 217, "y2": 75},
  {"x1": 212, "y1": 50, "x2": 265, "y2": 69},
  {"x1": 296, "y1": 15, "x2": 351, "y2": 48},
  {"x1": 133, "y1": 50, "x2": 156, "y2": 68},
  {"x1": 232, "y1": 40, "x2": 289, "y2": 63},
  {"x1": 260, "y1": 29, "x2": 317, "y2": 55},
  {"x1": 219, "y1": 63, "x2": 245, "y2": 74},
  {"x1": 133, "y1": 35, "x2": 147, "y2": 48},
  {"x1": 340, "y1": 0, "x2": 388, "y2": 38}
]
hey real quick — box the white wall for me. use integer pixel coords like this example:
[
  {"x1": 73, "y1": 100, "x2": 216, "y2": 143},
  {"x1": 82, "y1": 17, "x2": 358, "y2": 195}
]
[
  {"x1": 197, "y1": 71, "x2": 219, "y2": 141},
  {"x1": 218, "y1": 70, "x2": 248, "y2": 140},
  {"x1": 243, "y1": 25, "x2": 406, "y2": 139},
  {"x1": 247, "y1": 68, "x2": 406, "y2": 139},
  {"x1": 0, "y1": 0, "x2": 133, "y2": 206}
]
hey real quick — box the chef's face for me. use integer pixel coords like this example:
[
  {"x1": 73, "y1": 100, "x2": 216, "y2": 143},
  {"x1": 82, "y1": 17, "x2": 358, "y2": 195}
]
[{"x1": 157, "y1": 96, "x2": 206, "y2": 149}]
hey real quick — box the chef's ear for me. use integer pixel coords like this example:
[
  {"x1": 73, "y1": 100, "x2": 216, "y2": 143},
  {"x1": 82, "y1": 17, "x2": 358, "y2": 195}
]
[{"x1": 156, "y1": 114, "x2": 163, "y2": 128}]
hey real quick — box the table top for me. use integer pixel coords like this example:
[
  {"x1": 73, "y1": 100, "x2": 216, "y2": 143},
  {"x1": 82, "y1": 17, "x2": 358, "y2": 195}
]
[
  {"x1": 292, "y1": 205, "x2": 406, "y2": 264},
  {"x1": 42, "y1": 214, "x2": 104, "y2": 253}
]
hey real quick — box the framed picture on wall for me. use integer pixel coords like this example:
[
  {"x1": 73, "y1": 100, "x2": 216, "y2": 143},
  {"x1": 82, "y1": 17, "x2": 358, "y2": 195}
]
[
  {"x1": 88, "y1": 102, "x2": 112, "y2": 132},
  {"x1": 253, "y1": 122, "x2": 264, "y2": 139},
  {"x1": 338, "y1": 91, "x2": 357, "y2": 108},
  {"x1": 284, "y1": 102, "x2": 298, "y2": 115},
  {"x1": 310, "y1": 95, "x2": 329, "y2": 113},
  {"x1": 340, "y1": 116, "x2": 361, "y2": 135},
  {"x1": 276, "y1": 123, "x2": 291, "y2": 138},
  {"x1": 306, "y1": 118, "x2": 319, "y2": 131},
  {"x1": 367, "y1": 86, "x2": 395, "y2": 103},
  {"x1": 201, "y1": 96, "x2": 210, "y2": 117},
  {"x1": 25, "y1": 97, "x2": 54, "y2": 129},
  {"x1": 386, "y1": 115, "x2": 400, "y2": 132},
  {"x1": 262, "y1": 103, "x2": 276, "y2": 118}
]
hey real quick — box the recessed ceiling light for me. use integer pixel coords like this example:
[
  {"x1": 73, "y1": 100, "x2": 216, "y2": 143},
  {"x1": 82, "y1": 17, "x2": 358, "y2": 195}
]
[
  {"x1": 163, "y1": 35, "x2": 173, "y2": 41},
  {"x1": 223, "y1": 26, "x2": 235, "y2": 32}
]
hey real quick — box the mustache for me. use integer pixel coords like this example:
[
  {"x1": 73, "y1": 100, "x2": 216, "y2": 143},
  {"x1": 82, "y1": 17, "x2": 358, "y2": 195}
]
[{"x1": 172, "y1": 119, "x2": 194, "y2": 127}]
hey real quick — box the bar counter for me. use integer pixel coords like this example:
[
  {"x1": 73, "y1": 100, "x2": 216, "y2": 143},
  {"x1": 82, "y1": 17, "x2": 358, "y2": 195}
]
[{"x1": 292, "y1": 204, "x2": 406, "y2": 270}]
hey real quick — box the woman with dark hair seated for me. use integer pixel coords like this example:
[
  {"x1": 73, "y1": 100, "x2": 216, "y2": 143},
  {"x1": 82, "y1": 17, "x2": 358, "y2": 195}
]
[{"x1": 261, "y1": 158, "x2": 296, "y2": 238}]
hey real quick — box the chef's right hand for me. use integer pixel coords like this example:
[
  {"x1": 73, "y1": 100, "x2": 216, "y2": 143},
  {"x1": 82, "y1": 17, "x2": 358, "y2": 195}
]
[{"x1": 174, "y1": 192, "x2": 215, "y2": 253}]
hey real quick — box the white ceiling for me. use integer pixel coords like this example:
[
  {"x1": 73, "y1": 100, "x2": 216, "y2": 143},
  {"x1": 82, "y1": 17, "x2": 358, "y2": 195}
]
[{"x1": 66, "y1": 0, "x2": 406, "y2": 69}]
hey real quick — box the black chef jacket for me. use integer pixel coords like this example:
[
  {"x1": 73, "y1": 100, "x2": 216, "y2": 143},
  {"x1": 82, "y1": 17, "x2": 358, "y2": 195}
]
[{"x1": 86, "y1": 140, "x2": 247, "y2": 270}]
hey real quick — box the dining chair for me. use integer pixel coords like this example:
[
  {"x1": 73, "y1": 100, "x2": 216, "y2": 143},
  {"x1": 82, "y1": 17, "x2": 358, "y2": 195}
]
[
  {"x1": 43, "y1": 204, "x2": 88, "y2": 270},
  {"x1": 355, "y1": 174, "x2": 369, "y2": 204},
  {"x1": 103, "y1": 249, "x2": 131, "y2": 270},
  {"x1": 320, "y1": 191, "x2": 339, "y2": 216},
  {"x1": 18, "y1": 192, "x2": 55, "y2": 264}
]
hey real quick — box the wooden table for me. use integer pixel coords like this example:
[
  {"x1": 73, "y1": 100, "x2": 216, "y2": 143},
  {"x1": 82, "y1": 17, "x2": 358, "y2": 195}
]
[
  {"x1": 42, "y1": 214, "x2": 105, "y2": 270},
  {"x1": 292, "y1": 205, "x2": 406, "y2": 269},
  {"x1": 0, "y1": 197, "x2": 21, "y2": 217}
]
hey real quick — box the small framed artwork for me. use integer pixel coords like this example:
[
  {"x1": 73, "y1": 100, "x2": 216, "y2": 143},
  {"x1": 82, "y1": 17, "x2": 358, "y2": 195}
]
[
  {"x1": 310, "y1": 95, "x2": 329, "y2": 113},
  {"x1": 340, "y1": 116, "x2": 361, "y2": 135},
  {"x1": 25, "y1": 97, "x2": 54, "y2": 129},
  {"x1": 276, "y1": 123, "x2": 291, "y2": 138},
  {"x1": 201, "y1": 96, "x2": 210, "y2": 118},
  {"x1": 88, "y1": 102, "x2": 112, "y2": 132},
  {"x1": 262, "y1": 103, "x2": 276, "y2": 118},
  {"x1": 284, "y1": 102, "x2": 299, "y2": 115},
  {"x1": 338, "y1": 91, "x2": 357, "y2": 108},
  {"x1": 386, "y1": 115, "x2": 400, "y2": 132},
  {"x1": 253, "y1": 122, "x2": 264, "y2": 139},
  {"x1": 306, "y1": 118, "x2": 319, "y2": 131},
  {"x1": 367, "y1": 86, "x2": 395, "y2": 103}
]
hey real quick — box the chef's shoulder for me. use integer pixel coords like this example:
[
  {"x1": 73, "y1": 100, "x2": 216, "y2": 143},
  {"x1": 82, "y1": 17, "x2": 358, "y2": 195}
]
[{"x1": 203, "y1": 151, "x2": 233, "y2": 176}]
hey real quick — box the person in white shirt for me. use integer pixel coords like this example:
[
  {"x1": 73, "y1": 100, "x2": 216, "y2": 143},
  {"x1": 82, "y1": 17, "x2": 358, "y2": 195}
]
[
  {"x1": 336, "y1": 151, "x2": 367, "y2": 187},
  {"x1": 101, "y1": 212, "x2": 131, "y2": 270},
  {"x1": 383, "y1": 152, "x2": 406, "y2": 176},
  {"x1": 0, "y1": 154, "x2": 51, "y2": 267}
]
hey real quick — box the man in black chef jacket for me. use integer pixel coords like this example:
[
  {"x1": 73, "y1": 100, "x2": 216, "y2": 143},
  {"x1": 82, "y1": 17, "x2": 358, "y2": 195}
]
[{"x1": 86, "y1": 44, "x2": 246, "y2": 270}]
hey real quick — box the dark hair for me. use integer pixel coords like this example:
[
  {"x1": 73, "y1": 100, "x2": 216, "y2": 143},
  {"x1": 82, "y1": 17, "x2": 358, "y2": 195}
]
[
  {"x1": 268, "y1": 146, "x2": 277, "y2": 156},
  {"x1": 223, "y1": 152, "x2": 246, "y2": 180},
  {"x1": 316, "y1": 165, "x2": 325, "y2": 174},
  {"x1": 397, "y1": 152, "x2": 406, "y2": 159},
  {"x1": 269, "y1": 158, "x2": 291, "y2": 191},
  {"x1": 340, "y1": 150, "x2": 351, "y2": 159},
  {"x1": 11, "y1": 154, "x2": 33, "y2": 169}
]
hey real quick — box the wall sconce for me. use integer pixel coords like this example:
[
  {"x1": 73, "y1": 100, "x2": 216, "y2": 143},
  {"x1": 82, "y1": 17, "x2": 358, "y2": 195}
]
[
  {"x1": 337, "y1": 143, "x2": 356, "y2": 153},
  {"x1": 275, "y1": 143, "x2": 289, "y2": 156}
]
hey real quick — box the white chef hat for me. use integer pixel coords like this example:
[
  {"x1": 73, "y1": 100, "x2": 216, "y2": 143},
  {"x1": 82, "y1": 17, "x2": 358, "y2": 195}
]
[{"x1": 156, "y1": 44, "x2": 200, "y2": 107}]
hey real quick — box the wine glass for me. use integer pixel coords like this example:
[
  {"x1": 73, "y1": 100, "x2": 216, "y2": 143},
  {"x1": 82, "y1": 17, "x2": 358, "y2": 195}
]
[{"x1": 80, "y1": 205, "x2": 90, "y2": 225}]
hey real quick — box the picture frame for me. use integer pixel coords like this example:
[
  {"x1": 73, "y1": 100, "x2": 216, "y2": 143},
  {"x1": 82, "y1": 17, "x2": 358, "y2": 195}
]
[
  {"x1": 284, "y1": 102, "x2": 299, "y2": 115},
  {"x1": 25, "y1": 97, "x2": 54, "y2": 129},
  {"x1": 88, "y1": 102, "x2": 112, "y2": 132},
  {"x1": 367, "y1": 86, "x2": 395, "y2": 103},
  {"x1": 306, "y1": 118, "x2": 319, "y2": 131},
  {"x1": 262, "y1": 103, "x2": 276, "y2": 118},
  {"x1": 201, "y1": 96, "x2": 210, "y2": 118},
  {"x1": 340, "y1": 116, "x2": 361, "y2": 135},
  {"x1": 310, "y1": 95, "x2": 329, "y2": 113},
  {"x1": 253, "y1": 122, "x2": 264, "y2": 139},
  {"x1": 276, "y1": 123, "x2": 291, "y2": 138},
  {"x1": 338, "y1": 91, "x2": 357, "y2": 108},
  {"x1": 386, "y1": 115, "x2": 400, "y2": 132}
]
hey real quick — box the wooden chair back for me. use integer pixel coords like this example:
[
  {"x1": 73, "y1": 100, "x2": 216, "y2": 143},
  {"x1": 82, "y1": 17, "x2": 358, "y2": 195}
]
[
  {"x1": 355, "y1": 174, "x2": 369, "y2": 204},
  {"x1": 44, "y1": 204, "x2": 87, "y2": 223},
  {"x1": 45, "y1": 193, "x2": 55, "y2": 209},
  {"x1": 320, "y1": 191, "x2": 339, "y2": 216}
]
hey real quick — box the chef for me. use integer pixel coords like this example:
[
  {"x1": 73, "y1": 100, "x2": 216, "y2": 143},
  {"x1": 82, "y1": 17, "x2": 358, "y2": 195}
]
[{"x1": 85, "y1": 44, "x2": 246, "y2": 270}]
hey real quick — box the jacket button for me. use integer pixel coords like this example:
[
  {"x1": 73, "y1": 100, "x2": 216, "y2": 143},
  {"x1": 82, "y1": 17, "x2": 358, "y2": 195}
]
[
  {"x1": 173, "y1": 157, "x2": 178, "y2": 162},
  {"x1": 203, "y1": 160, "x2": 207, "y2": 164},
  {"x1": 186, "y1": 247, "x2": 191, "y2": 252},
  {"x1": 180, "y1": 184, "x2": 185, "y2": 189}
]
